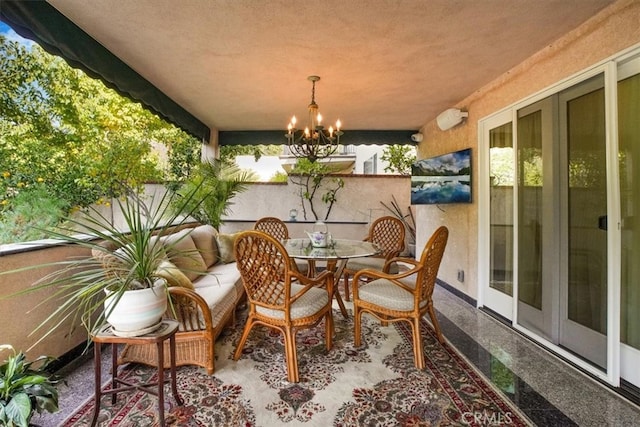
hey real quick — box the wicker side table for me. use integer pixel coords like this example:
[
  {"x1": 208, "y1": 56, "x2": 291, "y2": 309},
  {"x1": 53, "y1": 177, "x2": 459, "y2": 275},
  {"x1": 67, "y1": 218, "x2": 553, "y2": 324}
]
[{"x1": 90, "y1": 320, "x2": 183, "y2": 426}]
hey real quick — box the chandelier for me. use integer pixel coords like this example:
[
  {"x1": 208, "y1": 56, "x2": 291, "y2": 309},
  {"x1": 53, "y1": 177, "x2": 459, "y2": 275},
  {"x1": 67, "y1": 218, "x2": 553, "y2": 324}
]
[{"x1": 285, "y1": 75, "x2": 343, "y2": 163}]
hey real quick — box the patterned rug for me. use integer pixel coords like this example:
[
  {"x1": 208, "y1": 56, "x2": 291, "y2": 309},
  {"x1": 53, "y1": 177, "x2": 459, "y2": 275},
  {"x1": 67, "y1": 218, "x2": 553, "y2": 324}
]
[{"x1": 63, "y1": 306, "x2": 532, "y2": 426}]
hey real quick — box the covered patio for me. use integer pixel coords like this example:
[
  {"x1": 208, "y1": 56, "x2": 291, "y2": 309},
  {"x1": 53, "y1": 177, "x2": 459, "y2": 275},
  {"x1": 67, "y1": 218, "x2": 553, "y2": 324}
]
[{"x1": 2, "y1": 0, "x2": 640, "y2": 425}]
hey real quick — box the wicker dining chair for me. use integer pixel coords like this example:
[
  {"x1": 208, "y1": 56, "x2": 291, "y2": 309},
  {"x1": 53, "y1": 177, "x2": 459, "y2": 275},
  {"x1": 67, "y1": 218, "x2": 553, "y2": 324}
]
[
  {"x1": 342, "y1": 216, "x2": 406, "y2": 301},
  {"x1": 233, "y1": 230, "x2": 334, "y2": 382},
  {"x1": 254, "y1": 216, "x2": 309, "y2": 275},
  {"x1": 352, "y1": 226, "x2": 448, "y2": 370},
  {"x1": 254, "y1": 216, "x2": 290, "y2": 241}
]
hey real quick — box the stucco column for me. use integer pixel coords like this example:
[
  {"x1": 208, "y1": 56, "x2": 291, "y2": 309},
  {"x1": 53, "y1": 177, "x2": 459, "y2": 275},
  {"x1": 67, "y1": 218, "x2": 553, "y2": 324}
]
[{"x1": 201, "y1": 128, "x2": 219, "y2": 161}]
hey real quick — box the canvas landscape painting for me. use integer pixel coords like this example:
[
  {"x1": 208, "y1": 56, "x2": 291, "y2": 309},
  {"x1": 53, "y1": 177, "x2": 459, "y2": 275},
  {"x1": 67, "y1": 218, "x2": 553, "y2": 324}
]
[{"x1": 411, "y1": 148, "x2": 471, "y2": 204}]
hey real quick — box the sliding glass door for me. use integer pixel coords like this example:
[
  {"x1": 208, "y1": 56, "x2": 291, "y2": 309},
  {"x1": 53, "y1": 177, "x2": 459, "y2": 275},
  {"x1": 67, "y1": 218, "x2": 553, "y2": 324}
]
[
  {"x1": 481, "y1": 69, "x2": 615, "y2": 379},
  {"x1": 515, "y1": 75, "x2": 608, "y2": 369},
  {"x1": 619, "y1": 57, "x2": 640, "y2": 388}
]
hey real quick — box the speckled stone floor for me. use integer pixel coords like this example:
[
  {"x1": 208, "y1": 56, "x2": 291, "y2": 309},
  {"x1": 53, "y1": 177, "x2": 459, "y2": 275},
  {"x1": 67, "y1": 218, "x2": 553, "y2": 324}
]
[{"x1": 33, "y1": 284, "x2": 640, "y2": 426}]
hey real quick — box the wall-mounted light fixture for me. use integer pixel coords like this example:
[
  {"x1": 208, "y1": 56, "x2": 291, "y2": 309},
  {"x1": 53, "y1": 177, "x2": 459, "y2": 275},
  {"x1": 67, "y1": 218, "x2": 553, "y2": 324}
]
[{"x1": 436, "y1": 108, "x2": 468, "y2": 131}]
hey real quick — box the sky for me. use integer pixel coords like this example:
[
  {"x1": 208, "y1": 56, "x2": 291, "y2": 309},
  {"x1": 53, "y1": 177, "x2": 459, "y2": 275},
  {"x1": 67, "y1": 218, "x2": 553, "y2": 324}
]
[
  {"x1": 0, "y1": 21, "x2": 35, "y2": 48},
  {"x1": 235, "y1": 155, "x2": 285, "y2": 181}
]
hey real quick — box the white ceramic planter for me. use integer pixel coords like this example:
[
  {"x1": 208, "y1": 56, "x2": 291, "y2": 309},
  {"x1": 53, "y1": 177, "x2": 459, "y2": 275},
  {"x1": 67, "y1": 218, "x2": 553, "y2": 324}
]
[{"x1": 104, "y1": 281, "x2": 167, "y2": 336}]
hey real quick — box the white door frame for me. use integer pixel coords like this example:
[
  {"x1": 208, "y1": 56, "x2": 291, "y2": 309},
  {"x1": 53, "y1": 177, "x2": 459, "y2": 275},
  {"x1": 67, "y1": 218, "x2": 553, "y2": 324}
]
[{"x1": 478, "y1": 60, "x2": 623, "y2": 386}]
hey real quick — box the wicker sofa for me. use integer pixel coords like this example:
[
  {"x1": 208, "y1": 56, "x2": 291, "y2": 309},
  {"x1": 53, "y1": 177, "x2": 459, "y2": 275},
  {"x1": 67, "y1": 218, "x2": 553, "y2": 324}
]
[{"x1": 98, "y1": 224, "x2": 244, "y2": 374}]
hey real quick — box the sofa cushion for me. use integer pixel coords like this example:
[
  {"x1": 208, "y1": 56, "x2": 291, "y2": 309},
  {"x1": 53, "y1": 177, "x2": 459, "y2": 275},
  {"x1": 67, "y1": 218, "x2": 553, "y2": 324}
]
[
  {"x1": 193, "y1": 262, "x2": 243, "y2": 297},
  {"x1": 215, "y1": 232, "x2": 241, "y2": 264},
  {"x1": 162, "y1": 228, "x2": 208, "y2": 281},
  {"x1": 156, "y1": 260, "x2": 194, "y2": 290},
  {"x1": 188, "y1": 224, "x2": 219, "y2": 268},
  {"x1": 194, "y1": 282, "x2": 238, "y2": 329}
]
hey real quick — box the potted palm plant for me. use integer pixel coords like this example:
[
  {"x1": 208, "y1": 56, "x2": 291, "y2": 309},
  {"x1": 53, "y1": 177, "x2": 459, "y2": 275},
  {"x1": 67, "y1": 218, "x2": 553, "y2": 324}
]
[
  {"x1": 0, "y1": 344, "x2": 59, "y2": 427},
  {"x1": 171, "y1": 158, "x2": 254, "y2": 230},
  {"x1": 1, "y1": 185, "x2": 204, "y2": 344}
]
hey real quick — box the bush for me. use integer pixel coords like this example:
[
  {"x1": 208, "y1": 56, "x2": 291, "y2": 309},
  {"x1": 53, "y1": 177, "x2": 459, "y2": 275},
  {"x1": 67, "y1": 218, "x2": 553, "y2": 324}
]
[{"x1": 0, "y1": 186, "x2": 67, "y2": 244}]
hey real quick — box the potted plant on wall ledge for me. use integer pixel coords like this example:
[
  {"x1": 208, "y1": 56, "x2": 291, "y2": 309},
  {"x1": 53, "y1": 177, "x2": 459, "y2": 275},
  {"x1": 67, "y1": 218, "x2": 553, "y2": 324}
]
[
  {"x1": 1, "y1": 185, "x2": 204, "y2": 344},
  {"x1": 0, "y1": 344, "x2": 59, "y2": 427}
]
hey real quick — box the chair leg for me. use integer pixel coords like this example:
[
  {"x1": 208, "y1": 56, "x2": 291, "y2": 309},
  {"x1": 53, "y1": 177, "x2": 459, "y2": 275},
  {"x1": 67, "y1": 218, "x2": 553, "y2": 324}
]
[
  {"x1": 233, "y1": 316, "x2": 255, "y2": 361},
  {"x1": 427, "y1": 300, "x2": 444, "y2": 344},
  {"x1": 343, "y1": 273, "x2": 351, "y2": 301},
  {"x1": 411, "y1": 317, "x2": 425, "y2": 370},
  {"x1": 325, "y1": 311, "x2": 334, "y2": 351},
  {"x1": 354, "y1": 305, "x2": 362, "y2": 347},
  {"x1": 284, "y1": 328, "x2": 299, "y2": 382}
]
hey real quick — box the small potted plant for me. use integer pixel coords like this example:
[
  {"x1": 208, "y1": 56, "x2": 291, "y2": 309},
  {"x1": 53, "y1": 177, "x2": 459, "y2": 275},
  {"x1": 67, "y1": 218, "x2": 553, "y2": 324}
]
[{"x1": 0, "y1": 344, "x2": 59, "y2": 427}]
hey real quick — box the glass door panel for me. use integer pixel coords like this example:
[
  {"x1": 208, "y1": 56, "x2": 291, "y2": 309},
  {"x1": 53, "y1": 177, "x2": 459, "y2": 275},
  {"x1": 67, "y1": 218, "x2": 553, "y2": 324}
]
[
  {"x1": 558, "y1": 74, "x2": 607, "y2": 368},
  {"x1": 619, "y1": 59, "x2": 640, "y2": 387},
  {"x1": 517, "y1": 109, "x2": 544, "y2": 311},
  {"x1": 490, "y1": 123, "x2": 514, "y2": 297},
  {"x1": 516, "y1": 98, "x2": 556, "y2": 340}
]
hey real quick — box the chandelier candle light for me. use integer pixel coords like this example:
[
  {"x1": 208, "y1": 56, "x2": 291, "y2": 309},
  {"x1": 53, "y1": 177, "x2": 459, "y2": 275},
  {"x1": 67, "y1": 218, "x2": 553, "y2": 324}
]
[{"x1": 286, "y1": 75, "x2": 343, "y2": 162}]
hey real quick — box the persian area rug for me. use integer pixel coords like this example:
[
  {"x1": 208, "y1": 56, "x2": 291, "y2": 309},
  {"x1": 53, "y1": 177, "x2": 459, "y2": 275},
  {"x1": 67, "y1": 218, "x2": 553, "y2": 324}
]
[{"x1": 63, "y1": 306, "x2": 532, "y2": 426}]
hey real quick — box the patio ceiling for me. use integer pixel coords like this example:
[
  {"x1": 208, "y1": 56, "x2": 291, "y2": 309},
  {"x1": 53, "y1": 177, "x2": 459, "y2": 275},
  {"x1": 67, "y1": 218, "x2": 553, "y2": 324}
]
[{"x1": 6, "y1": 1, "x2": 616, "y2": 143}]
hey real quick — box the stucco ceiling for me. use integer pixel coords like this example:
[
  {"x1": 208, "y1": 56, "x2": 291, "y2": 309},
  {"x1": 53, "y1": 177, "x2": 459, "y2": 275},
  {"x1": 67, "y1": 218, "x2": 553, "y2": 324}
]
[{"x1": 47, "y1": 0, "x2": 614, "y2": 133}]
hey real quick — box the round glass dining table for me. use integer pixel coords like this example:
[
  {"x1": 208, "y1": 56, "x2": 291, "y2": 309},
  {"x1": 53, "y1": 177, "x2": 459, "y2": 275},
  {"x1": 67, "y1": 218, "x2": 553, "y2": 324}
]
[{"x1": 283, "y1": 238, "x2": 380, "y2": 317}]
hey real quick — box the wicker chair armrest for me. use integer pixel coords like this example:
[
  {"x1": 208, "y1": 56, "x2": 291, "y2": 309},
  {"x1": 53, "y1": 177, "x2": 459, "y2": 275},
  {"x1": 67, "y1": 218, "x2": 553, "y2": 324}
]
[
  {"x1": 354, "y1": 263, "x2": 419, "y2": 282},
  {"x1": 382, "y1": 256, "x2": 418, "y2": 273},
  {"x1": 167, "y1": 286, "x2": 214, "y2": 332}
]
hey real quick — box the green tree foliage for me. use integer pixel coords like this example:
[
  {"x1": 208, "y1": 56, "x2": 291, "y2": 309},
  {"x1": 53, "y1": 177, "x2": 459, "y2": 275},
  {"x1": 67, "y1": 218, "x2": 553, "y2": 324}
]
[
  {"x1": 289, "y1": 159, "x2": 344, "y2": 221},
  {"x1": 269, "y1": 171, "x2": 289, "y2": 183},
  {"x1": 381, "y1": 145, "x2": 416, "y2": 175},
  {"x1": 0, "y1": 34, "x2": 201, "y2": 241}
]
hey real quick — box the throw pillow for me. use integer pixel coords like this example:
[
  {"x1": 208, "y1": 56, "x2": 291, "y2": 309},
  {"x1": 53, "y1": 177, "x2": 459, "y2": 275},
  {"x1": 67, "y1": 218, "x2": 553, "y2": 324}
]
[
  {"x1": 156, "y1": 260, "x2": 195, "y2": 290},
  {"x1": 162, "y1": 229, "x2": 208, "y2": 281},
  {"x1": 188, "y1": 224, "x2": 219, "y2": 267},
  {"x1": 216, "y1": 232, "x2": 240, "y2": 264}
]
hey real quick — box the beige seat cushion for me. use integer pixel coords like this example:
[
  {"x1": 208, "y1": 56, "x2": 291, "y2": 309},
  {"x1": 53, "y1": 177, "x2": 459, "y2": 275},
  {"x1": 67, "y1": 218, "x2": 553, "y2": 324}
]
[
  {"x1": 358, "y1": 278, "x2": 424, "y2": 311},
  {"x1": 194, "y1": 283, "x2": 239, "y2": 329},
  {"x1": 347, "y1": 257, "x2": 399, "y2": 274},
  {"x1": 256, "y1": 283, "x2": 329, "y2": 320}
]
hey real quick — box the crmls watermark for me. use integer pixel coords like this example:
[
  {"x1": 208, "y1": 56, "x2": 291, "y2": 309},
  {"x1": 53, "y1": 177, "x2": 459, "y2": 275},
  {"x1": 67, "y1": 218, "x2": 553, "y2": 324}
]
[{"x1": 462, "y1": 410, "x2": 514, "y2": 425}]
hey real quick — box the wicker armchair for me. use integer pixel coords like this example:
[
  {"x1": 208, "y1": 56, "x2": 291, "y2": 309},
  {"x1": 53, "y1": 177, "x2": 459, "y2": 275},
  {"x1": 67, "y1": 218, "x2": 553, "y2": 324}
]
[
  {"x1": 254, "y1": 216, "x2": 309, "y2": 275},
  {"x1": 233, "y1": 230, "x2": 334, "y2": 382},
  {"x1": 352, "y1": 226, "x2": 448, "y2": 369},
  {"x1": 254, "y1": 216, "x2": 289, "y2": 240},
  {"x1": 342, "y1": 216, "x2": 406, "y2": 301}
]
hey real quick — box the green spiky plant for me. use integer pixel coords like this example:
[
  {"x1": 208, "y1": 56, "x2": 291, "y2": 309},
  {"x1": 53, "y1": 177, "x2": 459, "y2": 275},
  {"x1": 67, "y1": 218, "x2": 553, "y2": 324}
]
[
  {"x1": 0, "y1": 345, "x2": 59, "y2": 427},
  {"x1": 0, "y1": 185, "x2": 205, "y2": 347}
]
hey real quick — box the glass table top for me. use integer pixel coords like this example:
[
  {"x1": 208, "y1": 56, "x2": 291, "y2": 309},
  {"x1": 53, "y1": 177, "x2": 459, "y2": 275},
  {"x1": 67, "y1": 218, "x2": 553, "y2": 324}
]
[{"x1": 283, "y1": 238, "x2": 379, "y2": 260}]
